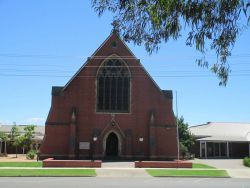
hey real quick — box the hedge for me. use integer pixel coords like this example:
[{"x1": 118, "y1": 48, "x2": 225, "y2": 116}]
[{"x1": 243, "y1": 157, "x2": 250, "y2": 167}]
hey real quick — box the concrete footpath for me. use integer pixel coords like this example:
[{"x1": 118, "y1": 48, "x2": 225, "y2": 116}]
[
  {"x1": 1, "y1": 166, "x2": 249, "y2": 178},
  {"x1": 96, "y1": 168, "x2": 150, "y2": 177},
  {"x1": 96, "y1": 161, "x2": 150, "y2": 177}
]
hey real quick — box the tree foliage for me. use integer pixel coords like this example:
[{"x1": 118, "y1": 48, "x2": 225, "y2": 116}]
[
  {"x1": 177, "y1": 116, "x2": 195, "y2": 153},
  {"x1": 92, "y1": 0, "x2": 250, "y2": 85},
  {"x1": 0, "y1": 132, "x2": 8, "y2": 154},
  {"x1": 21, "y1": 125, "x2": 35, "y2": 151},
  {"x1": 10, "y1": 125, "x2": 20, "y2": 157},
  {"x1": 0, "y1": 132, "x2": 8, "y2": 142}
]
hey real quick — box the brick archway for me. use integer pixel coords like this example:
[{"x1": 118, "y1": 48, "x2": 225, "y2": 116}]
[{"x1": 103, "y1": 130, "x2": 122, "y2": 157}]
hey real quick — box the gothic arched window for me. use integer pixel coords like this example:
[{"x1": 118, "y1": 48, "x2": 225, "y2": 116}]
[{"x1": 97, "y1": 59, "x2": 130, "y2": 113}]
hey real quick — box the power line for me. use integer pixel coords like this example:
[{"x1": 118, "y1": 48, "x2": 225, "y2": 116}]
[
  {"x1": 0, "y1": 62, "x2": 249, "y2": 68},
  {"x1": 0, "y1": 73, "x2": 249, "y2": 78},
  {"x1": 1, "y1": 68, "x2": 250, "y2": 73},
  {"x1": 0, "y1": 53, "x2": 250, "y2": 59}
]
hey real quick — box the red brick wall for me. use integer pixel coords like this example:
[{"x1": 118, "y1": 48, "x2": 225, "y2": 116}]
[
  {"x1": 40, "y1": 33, "x2": 177, "y2": 160},
  {"x1": 43, "y1": 158, "x2": 101, "y2": 168}
]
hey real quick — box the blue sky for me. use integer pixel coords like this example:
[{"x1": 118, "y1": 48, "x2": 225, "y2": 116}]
[{"x1": 0, "y1": 0, "x2": 249, "y2": 126}]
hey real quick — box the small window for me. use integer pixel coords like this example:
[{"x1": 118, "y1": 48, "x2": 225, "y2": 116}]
[{"x1": 97, "y1": 59, "x2": 130, "y2": 113}]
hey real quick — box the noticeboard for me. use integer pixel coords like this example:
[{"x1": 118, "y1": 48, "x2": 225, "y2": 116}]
[{"x1": 79, "y1": 142, "x2": 90, "y2": 150}]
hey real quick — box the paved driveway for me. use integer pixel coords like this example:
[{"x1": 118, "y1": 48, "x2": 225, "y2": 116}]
[
  {"x1": 193, "y1": 159, "x2": 250, "y2": 178},
  {"x1": 193, "y1": 159, "x2": 248, "y2": 169}
]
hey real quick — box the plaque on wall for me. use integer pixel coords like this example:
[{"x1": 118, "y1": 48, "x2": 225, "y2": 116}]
[{"x1": 79, "y1": 142, "x2": 90, "y2": 150}]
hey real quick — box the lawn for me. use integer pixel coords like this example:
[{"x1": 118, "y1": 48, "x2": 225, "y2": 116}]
[
  {"x1": 0, "y1": 162, "x2": 42, "y2": 167},
  {"x1": 146, "y1": 169, "x2": 229, "y2": 177},
  {"x1": 0, "y1": 169, "x2": 96, "y2": 177},
  {"x1": 192, "y1": 163, "x2": 215, "y2": 169}
]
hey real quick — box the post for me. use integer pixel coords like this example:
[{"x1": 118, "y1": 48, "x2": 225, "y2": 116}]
[
  {"x1": 226, "y1": 142, "x2": 229, "y2": 158},
  {"x1": 205, "y1": 142, "x2": 207, "y2": 159},
  {"x1": 0, "y1": 140, "x2": 2, "y2": 154},
  {"x1": 139, "y1": 137, "x2": 144, "y2": 160},
  {"x1": 4, "y1": 140, "x2": 7, "y2": 154},
  {"x1": 200, "y1": 141, "x2": 202, "y2": 158},
  {"x1": 175, "y1": 91, "x2": 180, "y2": 161},
  {"x1": 249, "y1": 143, "x2": 250, "y2": 157},
  {"x1": 92, "y1": 136, "x2": 98, "y2": 160},
  {"x1": 219, "y1": 143, "x2": 221, "y2": 157}
]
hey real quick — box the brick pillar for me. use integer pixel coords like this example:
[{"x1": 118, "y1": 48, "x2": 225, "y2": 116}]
[
  {"x1": 125, "y1": 129, "x2": 132, "y2": 158},
  {"x1": 149, "y1": 111, "x2": 156, "y2": 159},
  {"x1": 69, "y1": 108, "x2": 77, "y2": 159}
]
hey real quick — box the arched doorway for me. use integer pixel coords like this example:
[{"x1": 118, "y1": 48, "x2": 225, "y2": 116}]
[{"x1": 105, "y1": 132, "x2": 119, "y2": 157}]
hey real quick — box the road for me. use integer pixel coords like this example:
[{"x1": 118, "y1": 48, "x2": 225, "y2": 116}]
[{"x1": 0, "y1": 177, "x2": 250, "y2": 188}]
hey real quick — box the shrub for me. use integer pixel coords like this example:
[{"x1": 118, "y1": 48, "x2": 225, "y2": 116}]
[
  {"x1": 243, "y1": 157, "x2": 250, "y2": 167},
  {"x1": 180, "y1": 142, "x2": 188, "y2": 159},
  {"x1": 26, "y1": 150, "x2": 36, "y2": 160}
]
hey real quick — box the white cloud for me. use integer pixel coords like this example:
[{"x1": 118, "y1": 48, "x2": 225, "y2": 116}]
[
  {"x1": 0, "y1": 120, "x2": 12, "y2": 125},
  {"x1": 27, "y1": 117, "x2": 45, "y2": 125}
]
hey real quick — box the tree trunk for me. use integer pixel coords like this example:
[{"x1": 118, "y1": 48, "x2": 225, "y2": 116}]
[
  {"x1": 15, "y1": 146, "x2": 17, "y2": 158},
  {"x1": 0, "y1": 141, "x2": 2, "y2": 154},
  {"x1": 4, "y1": 141, "x2": 7, "y2": 154}
]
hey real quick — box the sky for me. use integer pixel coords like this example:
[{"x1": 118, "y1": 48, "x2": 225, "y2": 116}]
[{"x1": 0, "y1": 1, "x2": 250, "y2": 126}]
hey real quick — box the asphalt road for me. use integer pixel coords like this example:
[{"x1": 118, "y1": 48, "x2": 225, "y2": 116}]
[{"x1": 0, "y1": 177, "x2": 250, "y2": 188}]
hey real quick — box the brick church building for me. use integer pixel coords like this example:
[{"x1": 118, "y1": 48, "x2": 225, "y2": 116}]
[{"x1": 40, "y1": 32, "x2": 178, "y2": 160}]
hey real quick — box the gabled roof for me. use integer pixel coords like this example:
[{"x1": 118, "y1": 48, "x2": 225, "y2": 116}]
[
  {"x1": 62, "y1": 32, "x2": 169, "y2": 96},
  {"x1": 189, "y1": 122, "x2": 250, "y2": 142},
  {"x1": 63, "y1": 32, "x2": 137, "y2": 90}
]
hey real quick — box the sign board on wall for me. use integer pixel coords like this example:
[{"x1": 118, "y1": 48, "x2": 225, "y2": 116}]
[{"x1": 79, "y1": 142, "x2": 90, "y2": 150}]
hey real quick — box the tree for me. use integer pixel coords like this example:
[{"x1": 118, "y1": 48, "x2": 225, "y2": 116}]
[
  {"x1": 0, "y1": 132, "x2": 8, "y2": 155},
  {"x1": 22, "y1": 125, "x2": 35, "y2": 152},
  {"x1": 17, "y1": 135, "x2": 26, "y2": 154},
  {"x1": 176, "y1": 116, "x2": 195, "y2": 157},
  {"x1": 9, "y1": 125, "x2": 20, "y2": 158},
  {"x1": 92, "y1": 0, "x2": 250, "y2": 85}
]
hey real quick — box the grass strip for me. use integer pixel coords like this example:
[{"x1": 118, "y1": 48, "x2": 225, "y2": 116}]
[
  {"x1": 192, "y1": 163, "x2": 215, "y2": 169},
  {"x1": 0, "y1": 162, "x2": 42, "y2": 167},
  {"x1": 147, "y1": 169, "x2": 229, "y2": 177},
  {"x1": 0, "y1": 169, "x2": 96, "y2": 177}
]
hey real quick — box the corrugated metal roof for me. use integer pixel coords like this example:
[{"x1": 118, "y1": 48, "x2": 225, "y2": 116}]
[
  {"x1": 0, "y1": 125, "x2": 44, "y2": 136},
  {"x1": 197, "y1": 136, "x2": 248, "y2": 142},
  {"x1": 189, "y1": 122, "x2": 250, "y2": 142}
]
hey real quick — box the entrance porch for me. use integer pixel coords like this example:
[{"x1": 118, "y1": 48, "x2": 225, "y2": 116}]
[{"x1": 199, "y1": 141, "x2": 250, "y2": 158}]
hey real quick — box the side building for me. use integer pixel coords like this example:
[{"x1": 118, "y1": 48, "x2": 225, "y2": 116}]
[
  {"x1": 0, "y1": 125, "x2": 44, "y2": 154},
  {"x1": 189, "y1": 122, "x2": 250, "y2": 158},
  {"x1": 40, "y1": 32, "x2": 178, "y2": 160}
]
